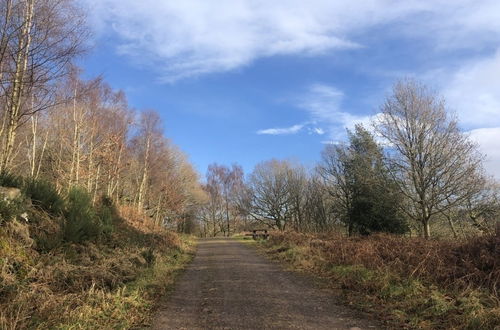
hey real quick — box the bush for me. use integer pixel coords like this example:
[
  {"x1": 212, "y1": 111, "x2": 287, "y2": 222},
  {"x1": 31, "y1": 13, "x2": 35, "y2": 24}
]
[
  {"x1": 96, "y1": 196, "x2": 117, "y2": 238},
  {"x1": 63, "y1": 188, "x2": 100, "y2": 243},
  {"x1": 263, "y1": 232, "x2": 500, "y2": 329},
  {"x1": 23, "y1": 179, "x2": 64, "y2": 216},
  {"x1": 0, "y1": 171, "x2": 23, "y2": 188},
  {"x1": 0, "y1": 198, "x2": 24, "y2": 225}
]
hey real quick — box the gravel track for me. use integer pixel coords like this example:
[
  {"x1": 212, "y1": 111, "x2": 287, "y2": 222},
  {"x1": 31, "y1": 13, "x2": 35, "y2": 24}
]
[{"x1": 152, "y1": 238, "x2": 379, "y2": 330}]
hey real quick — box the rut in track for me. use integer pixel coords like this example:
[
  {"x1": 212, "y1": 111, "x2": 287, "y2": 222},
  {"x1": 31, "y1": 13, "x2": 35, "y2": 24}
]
[{"x1": 152, "y1": 238, "x2": 379, "y2": 330}]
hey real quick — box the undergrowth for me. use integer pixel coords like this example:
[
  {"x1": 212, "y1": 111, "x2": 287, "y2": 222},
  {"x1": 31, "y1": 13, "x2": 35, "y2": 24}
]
[
  {"x1": 0, "y1": 180, "x2": 195, "y2": 329},
  {"x1": 258, "y1": 231, "x2": 500, "y2": 329}
]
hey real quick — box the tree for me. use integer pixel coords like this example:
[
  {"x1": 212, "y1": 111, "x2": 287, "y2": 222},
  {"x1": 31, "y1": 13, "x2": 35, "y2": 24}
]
[
  {"x1": 132, "y1": 110, "x2": 163, "y2": 211},
  {"x1": 201, "y1": 163, "x2": 244, "y2": 237},
  {"x1": 318, "y1": 142, "x2": 353, "y2": 234},
  {"x1": 302, "y1": 175, "x2": 334, "y2": 232},
  {"x1": 376, "y1": 79, "x2": 484, "y2": 238},
  {"x1": 346, "y1": 125, "x2": 408, "y2": 235},
  {"x1": 0, "y1": 0, "x2": 87, "y2": 171},
  {"x1": 286, "y1": 163, "x2": 308, "y2": 231},
  {"x1": 246, "y1": 159, "x2": 299, "y2": 230},
  {"x1": 319, "y1": 125, "x2": 407, "y2": 235},
  {"x1": 201, "y1": 177, "x2": 224, "y2": 237}
]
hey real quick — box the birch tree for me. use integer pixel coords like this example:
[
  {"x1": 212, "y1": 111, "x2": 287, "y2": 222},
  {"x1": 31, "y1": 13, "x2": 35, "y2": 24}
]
[{"x1": 0, "y1": 0, "x2": 86, "y2": 171}]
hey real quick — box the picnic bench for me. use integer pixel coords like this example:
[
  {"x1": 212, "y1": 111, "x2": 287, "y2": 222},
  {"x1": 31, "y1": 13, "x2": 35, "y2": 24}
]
[{"x1": 245, "y1": 229, "x2": 269, "y2": 240}]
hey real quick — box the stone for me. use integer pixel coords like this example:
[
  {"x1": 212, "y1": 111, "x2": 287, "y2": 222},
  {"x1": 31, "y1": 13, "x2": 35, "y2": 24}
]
[{"x1": 0, "y1": 186, "x2": 21, "y2": 201}]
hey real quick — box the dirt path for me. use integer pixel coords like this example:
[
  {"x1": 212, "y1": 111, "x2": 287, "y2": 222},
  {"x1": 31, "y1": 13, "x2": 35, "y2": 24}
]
[{"x1": 152, "y1": 238, "x2": 379, "y2": 330}]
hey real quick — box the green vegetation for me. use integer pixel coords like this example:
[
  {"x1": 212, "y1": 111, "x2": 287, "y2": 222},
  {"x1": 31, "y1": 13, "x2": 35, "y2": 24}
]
[
  {"x1": 345, "y1": 125, "x2": 408, "y2": 235},
  {"x1": 23, "y1": 178, "x2": 65, "y2": 216},
  {"x1": 0, "y1": 172, "x2": 23, "y2": 189},
  {"x1": 257, "y1": 231, "x2": 500, "y2": 329},
  {"x1": 0, "y1": 178, "x2": 195, "y2": 329},
  {"x1": 0, "y1": 197, "x2": 25, "y2": 226},
  {"x1": 63, "y1": 187, "x2": 101, "y2": 243}
]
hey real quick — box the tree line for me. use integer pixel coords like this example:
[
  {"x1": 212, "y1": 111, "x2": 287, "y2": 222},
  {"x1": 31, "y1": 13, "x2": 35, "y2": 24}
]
[
  {"x1": 2, "y1": 1, "x2": 497, "y2": 238},
  {"x1": 0, "y1": 0, "x2": 205, "y2": 230},
  {"x1": 200, "y1": 80, "x2": 499, "y2": 239}
]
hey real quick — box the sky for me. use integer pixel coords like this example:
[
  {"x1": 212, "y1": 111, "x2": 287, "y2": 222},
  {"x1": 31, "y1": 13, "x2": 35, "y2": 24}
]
[{"x1": 79, "y1": 0, "x2": 500, "y2": 178}]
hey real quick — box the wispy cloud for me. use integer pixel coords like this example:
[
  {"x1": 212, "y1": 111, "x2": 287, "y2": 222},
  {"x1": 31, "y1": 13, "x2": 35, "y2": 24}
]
[
  {"x1": 257, "y1": 84, "x2": 372, "y2": 140},
  {"x1": 256, "y1": 122, "x2": 329, "y2": 136},
  {"x1": 311, "y1": 127, "x2": 325, "y2": 135},
  {"x1": 298, "y1": 84, "x2": 372, "y2": 141},
  {"x1": 82, "y1": 0, "x2": 500, "y2": 82},
  {"x1": 257, "y1": 124, "x2": 305, "y2": 135}
]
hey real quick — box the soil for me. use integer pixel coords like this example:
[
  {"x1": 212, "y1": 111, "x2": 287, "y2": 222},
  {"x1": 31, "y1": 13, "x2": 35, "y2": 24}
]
[{"x1": 152, "y1": 238, "x2": 380, "y2": 330}]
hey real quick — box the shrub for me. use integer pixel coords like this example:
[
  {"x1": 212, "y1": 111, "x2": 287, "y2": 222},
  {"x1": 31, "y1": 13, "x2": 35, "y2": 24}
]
[
  {"x1": 263, "y1": 232, "x2": 500, "y2": 329},
  {"x1": 96, "y1": 196, "x2": 117, "y2": 238},
  {"x1": 0, "y1": 171, "x2": 23, "y2": 188},
  {"x1": 23, "y1": 179, "x2": 64, "y2": 216},
  {"x1": 0, "y1": 198, "x2": 24, "y2": 225},
  {"x1": 63, "y1": 188, "x2": 100, "y2": 243}
]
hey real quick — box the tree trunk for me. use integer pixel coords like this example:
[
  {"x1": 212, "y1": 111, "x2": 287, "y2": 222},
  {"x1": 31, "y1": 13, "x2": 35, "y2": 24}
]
[
  {"x1": 29, "y1": 114, "x2": 37, "y2": 177},
  {"x1": 225, "y1": 197, "x2": 230, "y2": 237},
  {"x1": 87, "y1": 125, "x2": 95, "y2": 191},
  {"x1": 423, "y1": 220, "x2": 431, "y2": 239},
  {"x1": 446, "y1": 215, "x2": 458, "y2": 239},
  {"x1": 69, "y1": 88, "x2": 78, "y2": 185},
  {"x1": 92, "y1": 163, "x2": 100, "y2": 205},
  {"x1": 0, "y1": 0, "x2": 13, "y2": 83},
  {"x1": 34, "y1": 129, "x2": 48, "y2": 180},
  {"x1": 1, "y1": 0, "x2": 35, "y2": 172},
  {"x1": 137, "y1": 135, "x2": 151, "y2": 210}
]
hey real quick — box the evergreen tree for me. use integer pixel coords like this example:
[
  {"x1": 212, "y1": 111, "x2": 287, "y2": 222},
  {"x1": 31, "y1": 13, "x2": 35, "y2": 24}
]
[{"x1": 346, "y1": 125, "x2": 408, "y2": 235}]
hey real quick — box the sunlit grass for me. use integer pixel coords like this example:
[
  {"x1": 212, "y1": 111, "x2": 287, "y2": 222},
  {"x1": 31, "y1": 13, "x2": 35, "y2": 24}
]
[{"x1": 255, "y1": 232, "x2": 500, "y2": 329}]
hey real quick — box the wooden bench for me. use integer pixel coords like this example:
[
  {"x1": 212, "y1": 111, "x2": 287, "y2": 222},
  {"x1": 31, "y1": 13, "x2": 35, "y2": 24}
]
[{"x1": 245, "y1": 229, "x2": 269, "y2": 240}]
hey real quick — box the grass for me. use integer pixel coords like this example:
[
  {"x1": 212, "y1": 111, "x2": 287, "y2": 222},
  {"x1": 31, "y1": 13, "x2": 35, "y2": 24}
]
[
  {"x1": 255, "y1": 231, "x2": 500, "y2": 329},
  {"x1": 45, "y1": 243, "x2": 195, "y2": 329},
  {"x1": 0, "y1": 193, "x2": 196, "y2": 329}
]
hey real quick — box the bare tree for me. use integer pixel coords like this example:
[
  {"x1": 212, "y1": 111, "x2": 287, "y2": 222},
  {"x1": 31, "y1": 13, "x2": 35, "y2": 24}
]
[
  {"x1": 317, "y1": 143, "x2": 353, "y2": 234},
  {"x1": 133, "y1": 110, "x2": 163, "y2": 211},
  {"x1": 246, "y1": 159, "x2": 299, "y2": 230},
  {"x1": 302, "y1": 175, "x2": 335, "y2": 232},
  {"x1": 375, "y1": 79, "x2": 484, "y2": 238},
  {"x1": 0, "y1": 0, "x2": 87, "y2": 171},
  {"x1": 200, "y1": 163, "x2": 244, "y2": 236},
  {"x1": 464, "y1": 180, "x2": 500, "y2": 234}
]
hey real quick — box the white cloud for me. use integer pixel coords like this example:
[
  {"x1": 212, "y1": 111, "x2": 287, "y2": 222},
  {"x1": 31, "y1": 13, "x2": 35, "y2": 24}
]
[
  {"x1": 257, "y1": 122, "x2": 328, "y2": 137},
  {"x1": 432, "y1": 49, "x2": 500, "y2": 179},
  {"x1": 298, "y1": 84, "x2": 372, "y2": 141},
  {"x1": 258, "y1": 83, "x2": 376, "y2": 140},
  {"x1": 256, "y1": 124, "x2": 304, "y2": 135},
  {"x1": 258, "y1": 83, "x2": 377, "y2": 141},
  {"x1": 311, "y1": 127, "x2": 325, "y2": 135},
  {"x1": 469, "y1": 127, "x2": 500, "y2": 179},
  {"x1": 82, "y1": 0, "x2": 500, "y2": 82},
  {"x1": 442, "y1": 50, "x2": 500, "y2": 128}
]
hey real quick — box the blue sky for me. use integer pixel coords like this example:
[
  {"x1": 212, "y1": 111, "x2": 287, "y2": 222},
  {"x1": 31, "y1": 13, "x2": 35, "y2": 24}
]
[{"x1": 80, "y1": 0, "x2": 500, "y2": 178}]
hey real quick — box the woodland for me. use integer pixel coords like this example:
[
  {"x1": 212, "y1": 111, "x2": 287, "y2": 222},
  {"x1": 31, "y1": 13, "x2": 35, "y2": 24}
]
[{"x1": 0, "y1": 0, "x2": 498, "y2": 329}]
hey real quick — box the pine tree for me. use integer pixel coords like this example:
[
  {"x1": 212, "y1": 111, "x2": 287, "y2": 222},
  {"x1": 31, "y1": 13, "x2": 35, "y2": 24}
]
[{"x1": 346, "y1": 125, "x2": 408, "y2": 235}]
